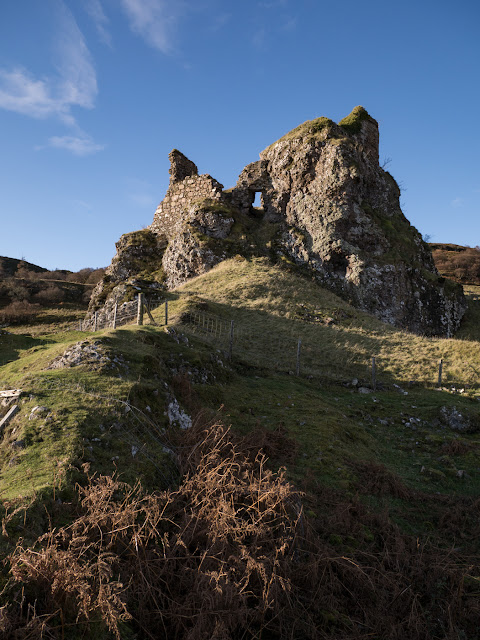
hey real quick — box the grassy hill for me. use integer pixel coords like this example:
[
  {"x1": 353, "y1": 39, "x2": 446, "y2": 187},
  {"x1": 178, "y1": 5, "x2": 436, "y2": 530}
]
[{"x1": 1, "y1": 257, "x2": 480, "y2": 638}]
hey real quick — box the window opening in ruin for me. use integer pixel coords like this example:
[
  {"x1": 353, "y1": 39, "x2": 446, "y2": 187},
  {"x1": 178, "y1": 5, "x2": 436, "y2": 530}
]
[{"x1": 253, "y1": 192, "x2": 262, "y2": 208}]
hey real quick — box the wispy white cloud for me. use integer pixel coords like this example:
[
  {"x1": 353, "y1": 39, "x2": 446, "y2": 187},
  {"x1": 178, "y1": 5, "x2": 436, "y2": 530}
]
[
  {"x1": 53, "y1": 2, "x2": 98, "y2": 114},
  {"x1": 120, "y1": 0, "x2": 183, "y2": 53},
  {"x1": 0, "y1": 3, "x2": 97, "y2": 126},
  {"x1": 0, "y1": 3, "x2": 103, "y2": 156},
  {"x1": 85, "y1": 0, "x2": 112, "y2": 47},
  {"x1": 0, "y1": 68, "x2": 60, "y2": 119},
  {"x1": 451, "y1": 197, "x2": 464, "y2": 208},
  {"x1": 45, "y1": 134, "x2": 105, "y2": 156}
]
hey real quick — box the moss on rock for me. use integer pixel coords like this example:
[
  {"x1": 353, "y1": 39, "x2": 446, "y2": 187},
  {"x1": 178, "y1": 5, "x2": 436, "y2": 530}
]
[{"x1": 339, "y1": 106, "x2": 377, "y2": 135}]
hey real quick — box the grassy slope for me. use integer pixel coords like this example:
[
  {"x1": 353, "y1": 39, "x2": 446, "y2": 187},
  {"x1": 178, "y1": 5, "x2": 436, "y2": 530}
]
[
  {"x1": 165, "y1": 260, "x2": 480, "y2": 497},
  {"x1": 1, "y1": 257, "x2": 480, "y2": 546}
]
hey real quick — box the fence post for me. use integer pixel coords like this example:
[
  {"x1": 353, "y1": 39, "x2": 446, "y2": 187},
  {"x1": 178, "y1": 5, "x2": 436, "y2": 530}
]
[
  {"x1": 296, "y1": 338, "x2": 302, "y2": 376},
  {"x1": 94, "y1": 312, "x2": 98, "y2": 332},
  {"x1": 437, "y1": 358, "x2": 443, "y2": 387},
  {"x1": 372, "y1": 356, "x2": 376, "y2": 390},
  {"x1": 228, "y1": 320, "x2": 234, "y2": 360},
  {"x1": 112, "y1": 303, "x2": 118, "y2": 329},
  {"x1": 78, "y1": 320, "x2": 82, "y2": 331},
  {"x1": 137, "y1": 293, "x2": 144, "y2": 326},
  {"x1": 165, "y1": 300, "x2": 168, "y2": 326}
]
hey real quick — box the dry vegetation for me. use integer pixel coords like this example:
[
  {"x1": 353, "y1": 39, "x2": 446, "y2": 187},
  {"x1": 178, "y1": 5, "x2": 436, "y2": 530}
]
[
  {"x1": 2, "y1": 421, "x2": 302, "y2": 639},
  {"x1": 2, "y1": 419, "x2": 480, "y2": 639},
  {"x1": 430, "y1": 243, "x2": 480, "y2": 285}
]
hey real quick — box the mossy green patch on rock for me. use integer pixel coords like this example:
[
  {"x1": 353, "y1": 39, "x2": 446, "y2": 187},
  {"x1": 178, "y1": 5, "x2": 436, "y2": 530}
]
[
  {"x1": 339, "y1": 105, "x2": 377, "y2": 135},
  {"x1": 266, "y1": 116, "x2": 335, "y2": 149},
  {"x1": 120, "y1": 228, "x2": 159, "y2": 248}
]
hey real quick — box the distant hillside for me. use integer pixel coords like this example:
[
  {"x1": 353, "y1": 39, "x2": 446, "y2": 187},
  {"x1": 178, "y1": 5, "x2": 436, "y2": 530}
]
[
  {"x1": 0, "y1": 256, "x2": 48, "y2": 277},
  {"x1": 0, "y1": 257, "x2": 106, "y2": 324},
  {"x1": 430, "y1": 243, "x2": 480, "y2": 284}
]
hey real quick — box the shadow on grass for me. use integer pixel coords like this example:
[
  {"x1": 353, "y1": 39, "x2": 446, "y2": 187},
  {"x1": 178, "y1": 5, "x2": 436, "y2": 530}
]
[{"x1": 0, "y1": 333, "x2": 48, "y2": 367}]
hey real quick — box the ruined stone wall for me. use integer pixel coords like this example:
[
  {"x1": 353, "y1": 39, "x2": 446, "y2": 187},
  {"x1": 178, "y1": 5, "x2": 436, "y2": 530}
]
[
  {"x1": 89, "y1": 108, "x2": 467, "y2": 337},
  {"x1": 230, "y1": 160, "x2": 271, "y2": 213},
  {"x1": 150, "y1": 149, "x2": 225, "y2": 239}
]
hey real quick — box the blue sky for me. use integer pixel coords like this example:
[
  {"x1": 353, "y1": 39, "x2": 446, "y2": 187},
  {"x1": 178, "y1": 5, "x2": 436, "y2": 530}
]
[{"x1": 0, "y1": 0, "x2": 479, "y2": 270}]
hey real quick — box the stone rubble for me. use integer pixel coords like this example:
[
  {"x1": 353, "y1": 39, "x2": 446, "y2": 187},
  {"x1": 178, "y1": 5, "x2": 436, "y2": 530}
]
[
  {"x1": 46, "y1": 340, "x2": 128, "y2": 373},
  {"x1": 439, "y1": 405, "x2": 478, "y2": 432},
  {"x1": 166, "y1": 397, "x2": 192, "y2": 430}
]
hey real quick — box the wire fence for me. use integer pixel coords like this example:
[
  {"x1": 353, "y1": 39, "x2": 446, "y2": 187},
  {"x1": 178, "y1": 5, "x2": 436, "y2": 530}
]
[
  {"x1": 178, "y1": 309, "x2": 478, "y2": 389},
  {"x1": 75, "y1": 298, "x2": 479, "y2": 389},
  {"x1": 78, "y1": 295, "x2": 167, "y2": 332},
  {"x1": 180, "y1": 310, "x2": 370, "y2": 380}
]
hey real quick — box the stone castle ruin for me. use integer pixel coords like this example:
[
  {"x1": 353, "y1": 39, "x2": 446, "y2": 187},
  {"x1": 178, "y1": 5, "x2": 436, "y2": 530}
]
[{"x1": 88, "y1": 107, "x2": 466, "y2": 337}]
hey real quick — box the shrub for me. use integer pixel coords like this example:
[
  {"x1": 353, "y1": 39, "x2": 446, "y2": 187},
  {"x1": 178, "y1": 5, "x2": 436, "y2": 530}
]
[
  {"x1": 431, "y1": 244, "x2": 480, "y2": 284},
  {"x1": 33, "y1": 285, "x2": 66, "y2": 304},
  {"x1": 3, "y1": 278, "x2": 29, "y2": 301},
  {"x1": 3, "y1": 422, "x2": 301, "y2": 639},
  {"x1": 0, "y1": 300, "x2": 40, "y2": 324}
]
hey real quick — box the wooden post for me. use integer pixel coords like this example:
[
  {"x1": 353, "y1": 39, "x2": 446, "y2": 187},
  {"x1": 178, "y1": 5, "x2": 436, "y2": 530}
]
[
  {"x1": 165, "y1": 300, "x2": 168, "y2": 326},
  {"x1": 145, "y1": 303, "x2": 158, "y2": 326},
  {"x1": 78, "y1": 320, "x2": 82, "y2": 331},
  {"x1": 94, "y1": 312, "x2": 98, "y2": 332},
  {"x1": 372, "y1": 356, "x2": 376, "y2": 390},
  {"x1": 112, "y1": 303, "x2": 118, "y2": 329},
  {"x1": 296, "y1": 339, "x2": 302, "y2": 376},
  {"x1": 0, "y1": 405, "x2": 19, "y2": 432},
  {"x1": 137, "y1": 293, "x2": 144, "y2": 326},
  {"x1": 437, "y1": 358, "x2": 443, "y2": 387},
  {"x1": 228, "y1": 320, "x2": 234, "y2": 360}
]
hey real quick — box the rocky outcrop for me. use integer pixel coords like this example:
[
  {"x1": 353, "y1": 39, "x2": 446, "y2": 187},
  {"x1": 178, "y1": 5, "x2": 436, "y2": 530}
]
[
  {"x1": 88, "y1": 107, "x2": 466, "y2": 336},
  {"x1": 87, "y1": 151, "x2": 237, "y2": 318},
  {"x1": 86, "y1": 229, "x2": 168, "y2": 326},
  {"x1": 228, "y1": 107, "x2": 466, "y2": 336}
]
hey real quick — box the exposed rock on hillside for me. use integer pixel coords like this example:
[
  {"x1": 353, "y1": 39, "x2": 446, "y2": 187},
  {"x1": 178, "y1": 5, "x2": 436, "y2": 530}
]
[{"x1": 88, "y1": 108, "x2": 466, "y2": 336}]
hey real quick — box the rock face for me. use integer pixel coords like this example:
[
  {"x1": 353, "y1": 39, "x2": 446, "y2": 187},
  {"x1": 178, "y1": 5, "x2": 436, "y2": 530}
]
[
  {"x1": 229, "y1": 107, "x2": 466, "y2": 335},
  {"x1": 88, "y1": 107, "x2": 466, "y2": 336}
]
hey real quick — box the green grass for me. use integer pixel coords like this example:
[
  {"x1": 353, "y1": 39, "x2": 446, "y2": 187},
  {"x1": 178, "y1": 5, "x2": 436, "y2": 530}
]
[
  {"x1": 2, "y1": 258, "x2": 480, "y2": 548},
  {"x1": 264, "y1": 107, "x2": 377, "y2": 152},
  {"x1": 338, "y1": 105, "x2": 377, "y2": 134},
  {"x1": 0, "y1": 319, "x2": 201, "y2": 498},
  {"x1": 157, "y1": 258, "x2": 480, "y2": 389},
  {"x1": 131, "y1": 257, "x2": 480, "y2": 545},
  {"x1": 265, "y1": 116, "x2": 336, "y2": 149},
  {"x1": 265, "y1": 106, "x2": 379, "y2": 153}
]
